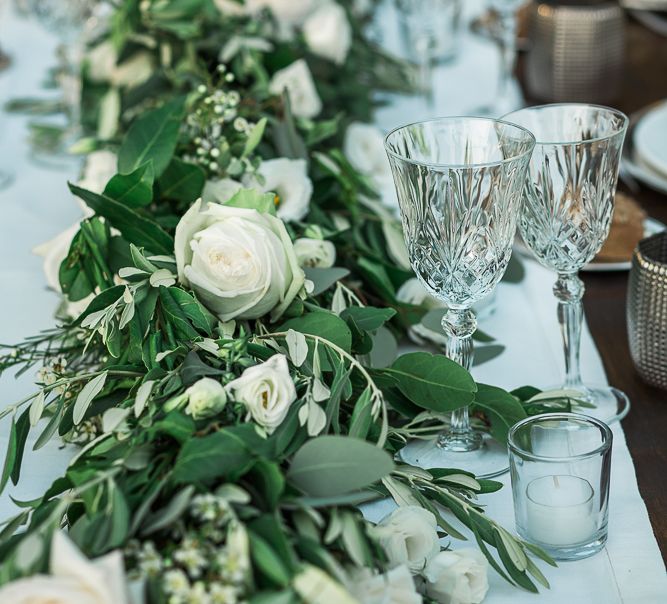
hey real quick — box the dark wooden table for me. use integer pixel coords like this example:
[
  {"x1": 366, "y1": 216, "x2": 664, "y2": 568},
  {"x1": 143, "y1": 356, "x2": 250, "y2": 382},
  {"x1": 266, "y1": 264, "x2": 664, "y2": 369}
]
[{"x1": 519, "y1": 16, "x2": 667, "y2": 563}]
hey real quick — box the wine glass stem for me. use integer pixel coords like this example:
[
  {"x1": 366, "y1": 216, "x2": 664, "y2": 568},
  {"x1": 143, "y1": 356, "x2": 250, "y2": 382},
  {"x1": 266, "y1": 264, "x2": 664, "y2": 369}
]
[
  {"x1": 438, "y1": 308, "x2": 482, "y2": 452},
  {"x1": 497, "y1": 11, "x2": 517, "y2": 103},
  {"x1": 554, "y1": 273, "x2": 585, "y2": 390},
  {"x1": 416, "y1": 37, "x2": 434, "y2": 108}
]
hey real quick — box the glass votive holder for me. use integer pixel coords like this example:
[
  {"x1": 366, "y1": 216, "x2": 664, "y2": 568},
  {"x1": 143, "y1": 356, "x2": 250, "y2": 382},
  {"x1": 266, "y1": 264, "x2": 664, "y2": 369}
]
[{"x1": 508, "y1": 413, "x2": 613, "y2": 561}]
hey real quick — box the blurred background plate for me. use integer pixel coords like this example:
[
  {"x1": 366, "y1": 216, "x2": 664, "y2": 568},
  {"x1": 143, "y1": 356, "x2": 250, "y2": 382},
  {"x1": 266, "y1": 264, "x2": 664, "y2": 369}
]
[
  {"x1": 582, "y1": 217, "x2": 666, "y2": 272},
  {"x1": 622, "y1": 101, "x2": 667, "y2": 194},
  {"x1": 634, "y1": 101, "x2": 667, "y2": 177}
]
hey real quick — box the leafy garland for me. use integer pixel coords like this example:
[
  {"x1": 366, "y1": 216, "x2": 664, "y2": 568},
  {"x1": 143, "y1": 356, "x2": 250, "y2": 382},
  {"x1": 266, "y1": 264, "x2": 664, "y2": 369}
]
[{"x1": 0, "y1": 1, "x2": 567, "y2": 602}]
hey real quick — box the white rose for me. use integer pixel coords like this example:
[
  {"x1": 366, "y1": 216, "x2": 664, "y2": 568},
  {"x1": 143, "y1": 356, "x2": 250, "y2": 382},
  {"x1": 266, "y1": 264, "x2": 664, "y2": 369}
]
[
  {"x1": 343, "y1": 122, "x2": 392, "y2": 189},
  {"x1": 79, "y1": 150, "x2": 118, "y2": 193},
  {"x1": 175, "y1": 199, "x2": 305, "y2": 321},
  {"x1": 303, "y1": 3, "x2": 352, "y2": 65},
  {"x1": 227, "y1": 354, "x2": 297, "y2": 434},
  {"x1": 251, "y1": 158, "x2": 313, "y2": 222},
  {"x1": 0, "y1": 532, "x2": 129, "y2": 604},
  {"x1": 293, "y1": 565, "x2": 358, "y2": 604},
  {"x1": 350, "y1": 565, "x2": 421, "y2": 604},
  {"x1": 86, "y1": 42, "x2": 153, "y2": 90},
  {"x1": 269, "y1": 60, "x2": 322, "y2": 119},
  {"x1": 294, "y1": 238, "x2": 336, "y2": 268},
  {"x1": 371, "y1": 506, "x2": 440, "y2": 573},
  {"x1": 423, "y1": 549, "x2": 489, "y2": 604},
  {"x1": 397, "y1": 278, "x2": 443, "y2": 309},
  {"x1": 87, "y1": 41, "x2": 118, "y2": 83},
  {"x1": 185, "y1": 377, "x2": 228, "y2": 419},
  {"x1": 34, "y1": 151, "x2": 116, "y2": 293},
  {"x1": 397, "y1": 278, "x2": 447, "y2": 346},
  {"x1": 111, "y1": 52, "x2": 154, "y2": 89}
]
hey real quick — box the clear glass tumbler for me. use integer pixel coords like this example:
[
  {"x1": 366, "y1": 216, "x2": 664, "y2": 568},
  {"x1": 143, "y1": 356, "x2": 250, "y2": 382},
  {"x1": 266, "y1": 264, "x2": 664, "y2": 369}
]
[
  {"x1": 503, "y1": 104, "x2": 630, "y2": 423},
  {"x1": 509, "y1": 413, "x2": 613, "y2": 560},
  {"x1": 384, "y1": 117, "x2": 535, "y2": 477}
]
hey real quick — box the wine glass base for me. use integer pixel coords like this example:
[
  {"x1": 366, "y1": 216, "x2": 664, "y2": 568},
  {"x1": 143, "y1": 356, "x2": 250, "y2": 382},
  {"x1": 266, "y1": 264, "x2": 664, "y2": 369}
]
[
  {"x1": 544, "y1": 383, "x2": 630, "y2": 424},
  {"x1": 398, "y1": 433, "x2": 509, "y2": 478}
]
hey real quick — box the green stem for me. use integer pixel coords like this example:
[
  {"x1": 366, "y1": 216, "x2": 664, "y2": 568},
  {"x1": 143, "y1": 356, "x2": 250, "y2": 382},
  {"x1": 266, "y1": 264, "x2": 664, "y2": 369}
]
[{"x1": 0, "y1": 370, "x2": 143, "y2": 421}]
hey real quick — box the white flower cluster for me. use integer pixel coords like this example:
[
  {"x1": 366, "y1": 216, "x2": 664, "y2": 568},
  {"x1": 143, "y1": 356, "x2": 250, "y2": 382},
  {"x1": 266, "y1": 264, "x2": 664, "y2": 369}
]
[
  {"x1": 191, "y1": 493, "x2": 233, "y2": 526},
  {"x1": 37, "y1": 356, "x2": 67, "y2": 387},
  {"x1": 182, "y1": 70, "x2": 260, "y2": 180},
  {"x1": 125, "y1": 494, "x2": 251, "y2": 604},
  {"x1": 365, "y1": 506, "x2": 490, "y2": 604}
]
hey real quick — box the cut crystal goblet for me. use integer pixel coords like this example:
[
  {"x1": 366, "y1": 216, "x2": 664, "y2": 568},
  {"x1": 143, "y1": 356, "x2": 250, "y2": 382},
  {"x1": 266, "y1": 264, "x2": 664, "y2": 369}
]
[
  {"x1": 385, "y1": 117, "x2": 535, "y2": 477},
  {"x1": 503, "y1": 103, "x2": 630, "y2": 423}
]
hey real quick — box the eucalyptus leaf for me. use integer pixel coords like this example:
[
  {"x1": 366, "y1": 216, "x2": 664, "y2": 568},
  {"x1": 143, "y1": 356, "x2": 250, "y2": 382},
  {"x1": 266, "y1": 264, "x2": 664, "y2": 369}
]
[
  {"x1": 385, "y1": 352, "x2": 476, "y2": 412},
  {"x1": 286, "y1": 329, "x2": 308, "y2": 367},
  {"x1": 303, "y1": 267, "x2": 350, "y2": 296},
  {"x1": 280, "y1": 313, "x2": 352, "y2": 353},
  {"x1": 73, "y1": 372, "x2": 108, "y2": 425},
  {"x1": 287, "y1": 435, "x2": 394, "y2": 497},
  {"x1": 141, "y1": 485, "x2": 195, "y2": 536},
  {"x1": 471, "y1": 383, "x2": 527, "y2": 445}
]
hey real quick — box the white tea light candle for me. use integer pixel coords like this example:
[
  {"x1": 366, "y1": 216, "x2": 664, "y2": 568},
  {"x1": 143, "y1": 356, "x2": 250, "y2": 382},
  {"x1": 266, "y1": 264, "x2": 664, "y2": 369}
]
[{"x1": 525, "y1": 475, "x2": 596, "y2": 546}]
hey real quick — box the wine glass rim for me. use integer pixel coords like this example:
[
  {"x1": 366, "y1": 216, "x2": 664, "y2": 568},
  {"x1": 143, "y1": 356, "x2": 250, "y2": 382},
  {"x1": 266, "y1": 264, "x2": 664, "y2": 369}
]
[
  {"x1": 383, "y1": 115, "x2": 536, "y2": 170},
  {"x1": 508, "y1": 412, "x2": 613, "y2": 462},
  {"x1": 501, "y1": 103, "x2": 629, "y2": 146}
]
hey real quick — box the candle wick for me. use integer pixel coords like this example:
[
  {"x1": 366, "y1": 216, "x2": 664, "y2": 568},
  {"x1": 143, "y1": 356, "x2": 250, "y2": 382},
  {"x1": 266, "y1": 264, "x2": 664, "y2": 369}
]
[{"x1": 553, "y1": 475, "x2": 560, "y2": 488}]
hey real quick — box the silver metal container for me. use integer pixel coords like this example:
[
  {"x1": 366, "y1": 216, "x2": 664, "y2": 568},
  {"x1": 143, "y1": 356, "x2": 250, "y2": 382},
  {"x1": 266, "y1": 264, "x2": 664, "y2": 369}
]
[
  {"x1": 525, "y1": 0, "x2": 625, "y2": 103},
  {"x1": 627, "y1": 232, "x2": 667, "y2": 389}
]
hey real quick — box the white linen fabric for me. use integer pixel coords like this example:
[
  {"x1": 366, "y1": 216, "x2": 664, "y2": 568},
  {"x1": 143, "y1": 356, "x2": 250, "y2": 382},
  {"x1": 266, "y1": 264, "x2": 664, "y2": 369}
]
[{"x1": 0, "y1": 3, "x2": 664, "y2": 603}]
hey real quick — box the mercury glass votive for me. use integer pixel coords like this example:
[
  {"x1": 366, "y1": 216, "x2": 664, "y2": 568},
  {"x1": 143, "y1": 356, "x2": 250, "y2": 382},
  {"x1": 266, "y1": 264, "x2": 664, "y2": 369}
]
[{"x1": 508, "y1": 413, "x2": 613, "y2": 561}]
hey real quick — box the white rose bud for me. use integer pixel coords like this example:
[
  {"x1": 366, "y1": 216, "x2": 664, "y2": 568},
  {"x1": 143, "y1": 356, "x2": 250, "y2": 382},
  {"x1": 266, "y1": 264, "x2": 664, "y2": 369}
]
[
  {"x1": 227, "y1": 354, "x2": 297, "y2": 434},
  {"x1": 0, "y1": 532, "x2": 129, "y2": 604},
  {"x1": 111, "y1": 52, "x2": 154, "y2": 89},
  {"x1": 251, "y1": 158, "x2": 313, "y2": 222},
  {"x1": 343, "y1": 122, "x2": 392, "y2": 189},
  {"x1": 175, "y1": 199, "x2": 305, "y2": 321},
  {"x1": 423, "y1": 549, "x2": 489, "y2": 604},
  {"x1": 86, "y1": 41, "x2": 118, "y2": 83},
  {"x1": 371, "y1": 506, "x2": 440, "y2": 573},
  {"x1": 269, "y1": 59, "x2": 322, "y2": 119},
  {"x1": 350, "y1": 565, "x2": 421, "y2": 604},
  {"x1": 294, "y1": 238, "x2": 336, "y2": 268},
  {"x1": 185, "y1": 377, "x2": 228, "y2": 420},
  {"x1": 303, "y1": 3, "x2": 352, "y2": 65}
]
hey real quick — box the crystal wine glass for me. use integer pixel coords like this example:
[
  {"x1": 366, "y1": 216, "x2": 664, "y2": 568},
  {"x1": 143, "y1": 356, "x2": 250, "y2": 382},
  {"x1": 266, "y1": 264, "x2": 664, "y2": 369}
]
[
  {"x1": 503, "y1": 104, "x2": 630, "y2": 423},
  {"x1": 395, "y1": 0, "x2": 462, "y2": 108},
  {"x1": 474, "y1": 0, "x2": 525, "y2": 117},
  {"x1": 384, "y1": 117, "x2": 535, "y2": 477},
  {"x1": 22, "y1": 0, "x2": 97, "y2": 159}
]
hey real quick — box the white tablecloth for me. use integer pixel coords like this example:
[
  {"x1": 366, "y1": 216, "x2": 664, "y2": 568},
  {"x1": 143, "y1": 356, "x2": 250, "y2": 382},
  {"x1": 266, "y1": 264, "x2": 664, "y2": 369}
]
[{"x1": 0, "y1": 5, "x2": 665, "y2": 604}]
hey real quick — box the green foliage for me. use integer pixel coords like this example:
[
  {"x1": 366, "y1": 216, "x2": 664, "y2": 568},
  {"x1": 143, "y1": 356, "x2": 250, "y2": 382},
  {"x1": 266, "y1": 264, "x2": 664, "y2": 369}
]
[
  {"x1": 118, "y1": 98, "x2": 186, "y2": 177},
  {"x1": 287, "y1": 435, "x2": 394, "y2": 497},
  {"x1": 0, "y1": 0, "x2": 553, "y2": 599},
  {"x1": 383, "y1": 352, "x2": 477, "y2": 412}
]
